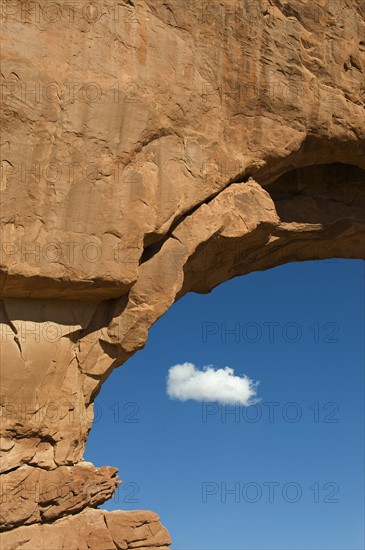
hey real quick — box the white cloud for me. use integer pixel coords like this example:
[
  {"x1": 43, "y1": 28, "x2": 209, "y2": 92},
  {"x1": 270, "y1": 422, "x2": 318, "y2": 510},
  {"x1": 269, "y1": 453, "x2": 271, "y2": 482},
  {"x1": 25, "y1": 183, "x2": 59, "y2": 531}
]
[{"x1": 166, "y1": 362, "x2": 259, "y2": 406}]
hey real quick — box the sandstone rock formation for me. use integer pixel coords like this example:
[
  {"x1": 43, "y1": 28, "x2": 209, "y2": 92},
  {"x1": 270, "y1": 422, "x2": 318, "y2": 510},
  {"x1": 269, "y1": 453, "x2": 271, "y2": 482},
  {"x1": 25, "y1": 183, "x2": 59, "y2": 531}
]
[
  {"x1": 1, "y1": 509, "x2": 171, "y2": 550},
  {"x1": 1, "y1": 0, "x2": 364, "y2": 547}
]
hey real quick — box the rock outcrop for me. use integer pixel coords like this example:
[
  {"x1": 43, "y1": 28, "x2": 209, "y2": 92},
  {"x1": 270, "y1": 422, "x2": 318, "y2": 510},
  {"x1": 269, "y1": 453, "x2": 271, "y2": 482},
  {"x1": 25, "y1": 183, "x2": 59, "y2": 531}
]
[
  {"x1": 1, "y1": 509, "x2": 171, "y2": 550},
  {"x1": 1, "y1": 0, "x2": 364, "y2": 547}
]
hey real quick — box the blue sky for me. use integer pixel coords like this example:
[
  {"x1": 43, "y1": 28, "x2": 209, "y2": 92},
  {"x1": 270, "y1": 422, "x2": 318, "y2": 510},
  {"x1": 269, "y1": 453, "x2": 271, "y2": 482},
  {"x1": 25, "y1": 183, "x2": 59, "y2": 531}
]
[{"x1": 85, "y1": 259, "x2": 364, "y2": 550}]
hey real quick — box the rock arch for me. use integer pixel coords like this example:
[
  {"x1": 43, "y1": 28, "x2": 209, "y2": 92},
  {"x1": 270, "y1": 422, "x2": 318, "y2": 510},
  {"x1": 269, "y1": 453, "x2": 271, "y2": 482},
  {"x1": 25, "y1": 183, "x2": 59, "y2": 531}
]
[{"x1": 1, "y1": 0, "x2": 364, "y2": 547}]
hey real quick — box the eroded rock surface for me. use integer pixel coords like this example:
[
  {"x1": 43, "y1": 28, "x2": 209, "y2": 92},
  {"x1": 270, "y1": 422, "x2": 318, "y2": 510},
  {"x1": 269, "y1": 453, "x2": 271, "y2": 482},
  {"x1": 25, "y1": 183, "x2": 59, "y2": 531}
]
[
  {"x1": 1, "y1": 0, "x2": 364, "y2": 547},
  {"x1": 0, "y1": 509, "x2": 171, "y2": 550},
  {"x1": 0, "y1": 462, "x2": 119, "y2": 530}
]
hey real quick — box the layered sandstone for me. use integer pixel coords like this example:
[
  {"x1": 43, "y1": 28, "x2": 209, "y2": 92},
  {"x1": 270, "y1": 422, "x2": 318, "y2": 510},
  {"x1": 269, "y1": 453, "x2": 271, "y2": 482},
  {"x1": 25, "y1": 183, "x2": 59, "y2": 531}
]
[
  {"x1": 1, "y1": 0, "x2": 364, "y2": 548},
  {"x1": 1, "y1": 509, "x2": 171, "y2": 550}
]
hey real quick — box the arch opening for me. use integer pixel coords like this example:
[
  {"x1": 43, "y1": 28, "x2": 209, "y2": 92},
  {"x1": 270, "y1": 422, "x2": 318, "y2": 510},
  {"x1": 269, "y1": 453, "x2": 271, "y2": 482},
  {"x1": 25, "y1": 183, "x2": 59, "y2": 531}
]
[{"x1": 85, "y1": 259, "x2": 365, "y2": 549}]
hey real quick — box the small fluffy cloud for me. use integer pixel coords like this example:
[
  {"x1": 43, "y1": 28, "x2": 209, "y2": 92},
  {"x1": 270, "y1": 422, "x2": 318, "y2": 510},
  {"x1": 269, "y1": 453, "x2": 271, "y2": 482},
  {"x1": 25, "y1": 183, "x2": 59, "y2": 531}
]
[{"x1": 166, "y1": 362, "x2": 259, "y2": 406}]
